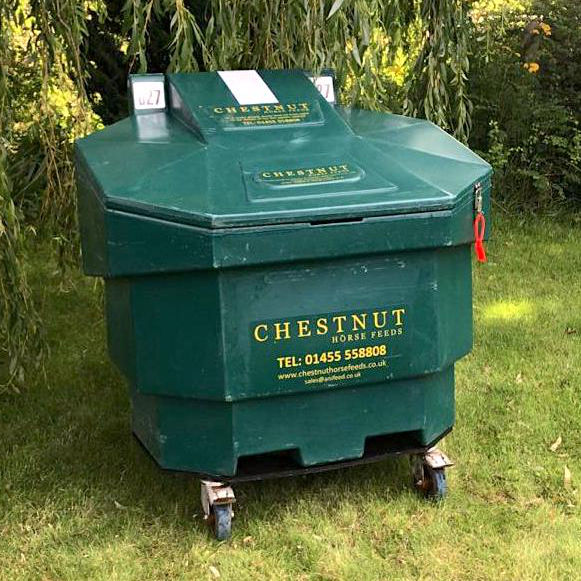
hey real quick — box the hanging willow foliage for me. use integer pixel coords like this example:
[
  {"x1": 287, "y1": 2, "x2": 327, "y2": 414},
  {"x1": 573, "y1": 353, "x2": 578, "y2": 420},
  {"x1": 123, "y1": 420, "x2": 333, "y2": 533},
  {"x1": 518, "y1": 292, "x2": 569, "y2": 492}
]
[
  {"x1": 404, "y1": 0, "x2": 472, "y2": 142},
  {"x1": 1, "y1": 0, "x2": 471, "y2": 389},
  {"x1": 120, "y1": 0, "x2": 470, "y2": 137},
  {"x1": 1, "y1": 0, "x2": 46, "y2": 389}
]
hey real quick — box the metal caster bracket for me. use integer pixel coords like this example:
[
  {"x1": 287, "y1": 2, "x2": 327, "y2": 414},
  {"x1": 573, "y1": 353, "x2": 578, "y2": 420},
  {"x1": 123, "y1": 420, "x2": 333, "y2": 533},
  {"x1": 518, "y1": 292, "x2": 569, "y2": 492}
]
[
  {"x1": 423, "y1": 447, "x2": 454, "y2": 470},
  {"x1": 201, "y1": 480, "x2": 236, "y2": 519}
]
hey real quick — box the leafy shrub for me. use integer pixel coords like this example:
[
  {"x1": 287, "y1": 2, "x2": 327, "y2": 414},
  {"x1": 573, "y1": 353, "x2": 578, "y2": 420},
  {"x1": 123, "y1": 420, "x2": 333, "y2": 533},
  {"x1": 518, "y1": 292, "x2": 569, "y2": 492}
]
[{"x1": 469, "y1": 0, "x2": 581, "y2": 211}]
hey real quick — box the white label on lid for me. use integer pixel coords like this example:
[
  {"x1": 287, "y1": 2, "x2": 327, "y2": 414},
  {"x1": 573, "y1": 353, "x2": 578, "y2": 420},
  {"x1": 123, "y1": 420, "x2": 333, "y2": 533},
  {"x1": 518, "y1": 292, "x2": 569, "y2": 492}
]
[
  {"x1": 309, "y1": 75, "x2": 335, "y2": 103},
  {"x1": 218, "y1": 70, "x2": 279, "y2": 105},
  {"x1": 133, "y1": 81, "x2": 166, "y2": 110}
]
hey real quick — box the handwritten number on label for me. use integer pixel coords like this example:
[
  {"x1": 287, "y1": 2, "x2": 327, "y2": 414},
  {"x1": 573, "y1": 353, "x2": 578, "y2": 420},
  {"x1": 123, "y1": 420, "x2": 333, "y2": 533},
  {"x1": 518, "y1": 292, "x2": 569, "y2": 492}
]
[
  {"x1": 138, "y1": 89, "x2": 160, "y2": 106},
  {"x1": 133, "y1": 81, "x2": 165, "y2": 110},
  {"x1": 315, "y1": 83, "x2": 329, "y2": 99}
]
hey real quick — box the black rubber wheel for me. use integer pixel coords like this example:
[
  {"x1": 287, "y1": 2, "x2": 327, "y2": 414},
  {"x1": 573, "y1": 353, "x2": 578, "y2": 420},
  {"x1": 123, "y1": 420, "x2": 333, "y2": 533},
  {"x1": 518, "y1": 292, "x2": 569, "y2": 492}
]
[
  {"x1": 412, "y1": 461, "x2": 447, "y2": 500},
  {"x1": 424, "y1": 465, "x2": 447, "y2": 500},
  {"x1": 213, "y1": 504, "x2": 232, "y2": 541}
]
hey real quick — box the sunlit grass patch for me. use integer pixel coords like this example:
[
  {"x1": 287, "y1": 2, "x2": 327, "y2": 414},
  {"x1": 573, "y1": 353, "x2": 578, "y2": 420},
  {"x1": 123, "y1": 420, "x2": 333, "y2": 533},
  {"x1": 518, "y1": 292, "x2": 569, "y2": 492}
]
[{"x1": 481, "y1": 299, "x2": 534, "y2": 322}]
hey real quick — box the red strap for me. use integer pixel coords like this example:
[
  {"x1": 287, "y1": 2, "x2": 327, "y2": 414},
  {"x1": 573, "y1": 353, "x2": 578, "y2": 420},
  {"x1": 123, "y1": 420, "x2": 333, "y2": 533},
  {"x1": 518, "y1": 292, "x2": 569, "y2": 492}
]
[{"x1": 473, "y1": 212, "x2": 487, "y2": 263}]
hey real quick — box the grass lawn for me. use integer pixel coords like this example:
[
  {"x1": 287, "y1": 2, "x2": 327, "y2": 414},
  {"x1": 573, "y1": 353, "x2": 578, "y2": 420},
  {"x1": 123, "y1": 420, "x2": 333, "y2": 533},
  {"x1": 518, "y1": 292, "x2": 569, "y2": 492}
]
[{"x1": 1, "y1": 214, "x2": 581, "y2": 580}]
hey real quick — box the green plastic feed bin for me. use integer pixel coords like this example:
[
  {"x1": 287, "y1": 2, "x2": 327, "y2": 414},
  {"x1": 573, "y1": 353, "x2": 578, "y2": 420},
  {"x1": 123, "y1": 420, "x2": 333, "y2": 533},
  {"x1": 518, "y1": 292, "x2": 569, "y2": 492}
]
[{"x1": 75, "y1": 69, "x2": 491, "y2": 539}]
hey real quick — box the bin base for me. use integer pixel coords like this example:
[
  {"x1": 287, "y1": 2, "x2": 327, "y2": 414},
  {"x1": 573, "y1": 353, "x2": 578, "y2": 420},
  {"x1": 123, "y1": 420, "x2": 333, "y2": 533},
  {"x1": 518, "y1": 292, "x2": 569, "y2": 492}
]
[
  {"x1": 130, "y1": 367, "x2": 455, "y2": 477},
  {"x1": 132, "y1": 367, "x2": 454, "y2": 481},
  {"x1": 134, "y1": 427, "x2": 450, "y2": 484}
]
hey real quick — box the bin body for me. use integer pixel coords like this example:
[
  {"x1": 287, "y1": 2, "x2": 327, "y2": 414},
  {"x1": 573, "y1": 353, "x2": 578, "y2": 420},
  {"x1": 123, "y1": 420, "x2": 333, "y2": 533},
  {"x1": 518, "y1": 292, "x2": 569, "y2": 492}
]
[{"x1": 76, "y1": 70, "x2": 491, "y2": 477}]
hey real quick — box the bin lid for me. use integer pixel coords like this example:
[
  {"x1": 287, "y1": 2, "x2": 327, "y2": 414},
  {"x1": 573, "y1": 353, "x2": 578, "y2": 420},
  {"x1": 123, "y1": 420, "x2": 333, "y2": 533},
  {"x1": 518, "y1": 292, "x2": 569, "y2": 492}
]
[{"x1": 76, "y1": 69, "x2": 492, "y2": 228}]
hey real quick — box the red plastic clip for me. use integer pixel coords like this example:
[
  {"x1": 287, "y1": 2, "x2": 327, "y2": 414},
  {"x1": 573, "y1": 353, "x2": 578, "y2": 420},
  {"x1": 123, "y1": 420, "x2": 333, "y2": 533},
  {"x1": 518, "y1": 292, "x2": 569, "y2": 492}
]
[{"x1": 473, "y1": 212, "x2": 487, "y2": 263}]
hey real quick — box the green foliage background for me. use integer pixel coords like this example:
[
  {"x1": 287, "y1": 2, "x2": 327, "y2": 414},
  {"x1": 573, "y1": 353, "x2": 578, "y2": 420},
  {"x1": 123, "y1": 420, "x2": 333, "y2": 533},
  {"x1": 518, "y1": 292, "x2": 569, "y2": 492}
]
[
  {"x1": 470, "y1": 0, "x2": 581, "y2": 211},
  {"x1": 1, "y1": 0, "x2": 579, "y2": 389}
]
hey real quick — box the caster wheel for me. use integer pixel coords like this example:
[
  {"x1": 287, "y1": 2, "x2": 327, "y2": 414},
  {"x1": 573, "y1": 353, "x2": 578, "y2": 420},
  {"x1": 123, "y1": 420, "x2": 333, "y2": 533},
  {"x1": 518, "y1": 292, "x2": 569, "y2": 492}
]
[
  {"x1": 411, "y1": 449, "x2": 451, "y2": 501},
  {"x1": 212, "y1": 504, "x2": 232, "y2": 541},
  {"x1": 201, "y1": 481, "x2": 235, "y2": 541},
  {"x1": 423, "y1": 465, "x2": 447, "y2": 500}
]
